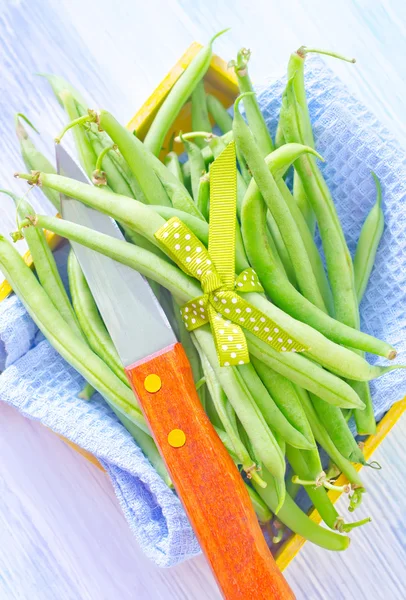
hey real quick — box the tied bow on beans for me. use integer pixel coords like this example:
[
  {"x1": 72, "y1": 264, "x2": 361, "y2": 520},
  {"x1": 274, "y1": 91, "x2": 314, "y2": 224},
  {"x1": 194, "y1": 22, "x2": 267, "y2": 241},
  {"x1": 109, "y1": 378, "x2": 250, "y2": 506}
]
[{"x1": 155, "y1": 142, "x2": 308, "y2": 367}]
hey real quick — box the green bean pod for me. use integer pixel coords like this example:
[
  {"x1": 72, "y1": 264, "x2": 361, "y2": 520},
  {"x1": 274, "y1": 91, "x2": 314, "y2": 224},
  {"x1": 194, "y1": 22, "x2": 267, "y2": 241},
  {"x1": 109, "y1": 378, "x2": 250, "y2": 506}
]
[
  {"x1": 144, "y1": 30, "x2": 228, "y2": 155},
  {"x1": 280, "y1": 78, "x2": 359, "y2": 328},
  {"x1": 234, "y1": 95, "x2": 328, "y2": 313},
  {"x1": 206, "y1": 94, "x2": 233, "y2": 133},
  {"x1": 350, "y1": 175, "x2": 383, "y2": 435},
  {"x1": 180, "y1": 136, "x2": 205, "y2": 202},
  {"x1": 295, "y1": 387, "x2": 364, "y2": 489},
  {"x1": 253, "y1": 467, "x2": 350, "y2": 551},
  {"x1": 191, "y1": 80, "x2": 212, "y2": 148},
  {"x1": 250, "y1": 358, "x2": 315, "y2": 447},
  {"x1": 274, "y1": 119, "x2": 285, "y2": 149},
  {"x1": 67, "y1": 250, "x2": 130, "y2": 386},
  {"x1": 311, "y1": 395, "x2": 365, "y2": 464},
  {"x1": 277, "y1": 177, "x2": 334, "y2": 315},
  {"x1": 196, "y1": 173, "x2": 210, "y2": 221},
  {"x1": 164, "y1": 151, "x2": 184, "y2": 184},
  {"x1": 237, "y1": 362, "x2": 315, "y2": 449},
  {"x1": 240, "y1": 179, "x2": 396, "y2": 359},
  {"x1": 246, "y1": 487, "x2": 272, "y2": 523},
  {"x1": 15, "y1": 114, "x2": 60, "y2": 210},
  {"x1": 286, "y1": 445, "x2": 340, "y2": 530},
  {"x1": 293, "y1": 171, "x2": 316, "y2": 236},
  {"x1": 353, "y1": 173, "x2": 384, "y2": 303},
  {"x1": 266, "y1": 211, "x2": 297, "y2": 286},
  {"x1": 0, "y1": 236, "x2": 147, "y2": 433},
  {"x1": 7, "y1": 193, "x2": 83, "y2": 340},
  {"x1": 193, "y1": 326, "x2": 286, "y2": 509},
  {"x1": 95, "y1": 110, "x2": 171, "y2": 207},
  {"x1": 192, "y1": 335, "x2": 265, "y2": 487},
  {"x1": 231, "y1": 49, "x2": 274, "y2": 157}
]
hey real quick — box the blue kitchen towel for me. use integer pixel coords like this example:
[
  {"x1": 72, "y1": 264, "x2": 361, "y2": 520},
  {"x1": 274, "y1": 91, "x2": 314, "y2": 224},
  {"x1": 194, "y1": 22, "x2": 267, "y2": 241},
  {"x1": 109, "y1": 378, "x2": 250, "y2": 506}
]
[{"x1": 0, "y1": 56, "x2": 405, "y2": 567}]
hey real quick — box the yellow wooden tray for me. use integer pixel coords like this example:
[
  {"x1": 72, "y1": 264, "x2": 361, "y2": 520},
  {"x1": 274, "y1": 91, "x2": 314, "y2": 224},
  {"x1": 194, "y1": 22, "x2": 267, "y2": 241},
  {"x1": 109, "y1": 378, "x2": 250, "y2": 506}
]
[{"x1": 1, "y1": 41, "x2": 405, "y2": 570}]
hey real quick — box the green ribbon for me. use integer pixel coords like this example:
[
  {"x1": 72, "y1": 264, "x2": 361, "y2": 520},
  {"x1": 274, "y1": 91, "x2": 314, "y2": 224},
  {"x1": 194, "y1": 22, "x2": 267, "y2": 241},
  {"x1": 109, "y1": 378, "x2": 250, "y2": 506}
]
[{"x1": 155, "y1": 141, "x2": 307, "y2": 366}]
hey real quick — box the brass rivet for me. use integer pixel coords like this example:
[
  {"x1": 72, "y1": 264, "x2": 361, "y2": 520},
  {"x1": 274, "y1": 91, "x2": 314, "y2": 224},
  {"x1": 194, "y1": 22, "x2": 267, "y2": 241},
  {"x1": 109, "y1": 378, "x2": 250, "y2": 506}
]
[
  {"x1": 144, "y1": 374, "x2": 162, "y2": 393},
  {"x1": 168, "y1": 429, "x2": 186, "y2": 448}
]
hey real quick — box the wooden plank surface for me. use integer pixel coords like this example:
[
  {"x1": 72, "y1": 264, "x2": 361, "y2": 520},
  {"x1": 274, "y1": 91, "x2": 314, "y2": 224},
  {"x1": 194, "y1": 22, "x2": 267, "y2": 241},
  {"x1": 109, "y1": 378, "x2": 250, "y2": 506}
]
[{"x1": 0, "y1": 0, "x2": 405, "y2": 598}]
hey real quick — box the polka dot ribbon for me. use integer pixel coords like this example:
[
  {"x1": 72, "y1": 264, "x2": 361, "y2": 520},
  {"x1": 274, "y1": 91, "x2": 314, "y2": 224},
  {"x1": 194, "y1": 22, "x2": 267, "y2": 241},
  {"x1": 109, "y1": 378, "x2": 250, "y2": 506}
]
[{"x1": 155, "y1": 142, "x2": 308, "y2": 366}]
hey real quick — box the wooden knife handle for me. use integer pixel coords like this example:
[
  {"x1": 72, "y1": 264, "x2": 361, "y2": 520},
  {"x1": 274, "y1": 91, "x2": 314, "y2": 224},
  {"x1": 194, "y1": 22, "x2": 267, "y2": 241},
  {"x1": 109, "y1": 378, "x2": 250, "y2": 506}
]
[{"x1": 125, "y1": 342, "x2": 294, "y2": 600}]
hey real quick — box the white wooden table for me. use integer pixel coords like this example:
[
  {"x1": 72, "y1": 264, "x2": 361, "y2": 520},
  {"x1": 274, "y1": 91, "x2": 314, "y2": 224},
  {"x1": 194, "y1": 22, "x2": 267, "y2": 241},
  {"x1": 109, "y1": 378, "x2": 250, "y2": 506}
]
[{"x1": 0, "y1": 0, "x2": 405, "y2": 597}]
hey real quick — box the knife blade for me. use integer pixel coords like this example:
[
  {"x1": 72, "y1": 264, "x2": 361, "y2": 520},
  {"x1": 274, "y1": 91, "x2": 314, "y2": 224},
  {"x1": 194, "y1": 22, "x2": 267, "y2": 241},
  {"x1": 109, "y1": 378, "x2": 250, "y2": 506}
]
[
  {"x1": 57, "y1": 144, "x2": 174, "y2": 366},
  {"x1": 57, "y1": 144, "x2": 294, "y2": 600}
]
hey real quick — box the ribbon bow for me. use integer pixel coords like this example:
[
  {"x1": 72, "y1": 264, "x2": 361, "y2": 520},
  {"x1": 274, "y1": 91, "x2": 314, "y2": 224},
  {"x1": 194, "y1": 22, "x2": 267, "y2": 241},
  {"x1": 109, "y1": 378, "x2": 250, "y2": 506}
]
[{"x1": 155, "y1": 142, "x2": 307, "y2": 366}]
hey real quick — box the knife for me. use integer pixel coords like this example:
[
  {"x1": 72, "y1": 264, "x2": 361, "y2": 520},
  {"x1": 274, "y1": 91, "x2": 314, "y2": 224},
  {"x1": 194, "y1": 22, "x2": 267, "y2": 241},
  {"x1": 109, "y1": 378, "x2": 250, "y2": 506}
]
[{"x1": 56, "y1": 143, "x2": 294, "y2": 600}]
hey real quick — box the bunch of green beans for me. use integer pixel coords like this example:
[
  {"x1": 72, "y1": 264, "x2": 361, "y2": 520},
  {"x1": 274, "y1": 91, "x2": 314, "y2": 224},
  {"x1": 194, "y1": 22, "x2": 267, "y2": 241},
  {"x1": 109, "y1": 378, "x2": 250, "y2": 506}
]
[{"x1": 3, "y1": 34, "x2": 403, "y2": 552}]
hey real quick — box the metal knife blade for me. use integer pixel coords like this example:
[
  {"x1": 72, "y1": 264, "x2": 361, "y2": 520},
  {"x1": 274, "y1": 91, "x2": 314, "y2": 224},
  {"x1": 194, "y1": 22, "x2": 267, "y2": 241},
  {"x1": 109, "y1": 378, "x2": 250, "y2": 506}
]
[{"x1": 56, "y1": 143, "x2": 175, "y2": 367}]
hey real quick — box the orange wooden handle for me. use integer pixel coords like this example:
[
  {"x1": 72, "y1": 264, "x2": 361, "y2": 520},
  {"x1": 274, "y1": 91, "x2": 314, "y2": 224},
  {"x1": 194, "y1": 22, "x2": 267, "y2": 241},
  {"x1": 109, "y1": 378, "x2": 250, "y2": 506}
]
[{"x1": 126, "y1": 342, "x2": 294, "y2": 600}]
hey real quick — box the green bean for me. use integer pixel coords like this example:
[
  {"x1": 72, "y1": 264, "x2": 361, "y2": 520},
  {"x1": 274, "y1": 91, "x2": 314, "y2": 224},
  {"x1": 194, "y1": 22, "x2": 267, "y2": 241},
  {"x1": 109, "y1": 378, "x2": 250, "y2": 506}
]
[
  {"x1": 311, "y1": 395, "x2": 365, "y2": 464},
  {"x1": 206, "y1": 94, "x2": 233, "y2": 133},
  {"x1": 15, "y1": 114, "x2": 60, "y2": 210},
  {"x1": 250, "y1": 358, "x2": 315, "y2": 447},
  {"x1": 353, "y1": 173, "x2": 384, "y2": 303},
  {"x1": 282, "y1": 59, "x2": 380, "y2": 434},
  {"x1": 245, "y1": 333, "x2": 364, "y2": 409},
  {"x1": 0, "y1": 236, "x2": 148, "y2": 433},
  {"x1": 246, "y1": 486, "x2": 272, "y2": 523},
  {"x1": 164, "y1": 151, "x2": 184, "y2": 184},
  {"x1": 192, "y1": 334, "x2": 265, "y2": 487},
  {"x1": 281, "y1": 78, "x2": 358, "y2": 328},
  {"x1": 253, "y1": 467, "x2": 349, "y2": 550},
  {"x1": 93, "y1": 110, "x2": 171, "y2": 207},
  {"x1": 293, "y1": 172, "x2": 316, "y2": 236},
  {"x1": 196, "y1": 173, "x2": 210, "y2": 221},
  {"x1": 191, "y1": 80, "x2": 212, "y2": 148},
  {"x1": 6, "y1": 192, "x2": 83, "y2": 339},
  {"x1": 286, "y1": 445, "x2": 340, "y2": 530},
  {"x1": 276, "y1": 177, "x2": 334, "y2": 315},
  {"x1": 193, "y1": 326, "x2": 286, "y2": 509},
  {"x1": 266, "y1": 211, "x2": 297, "y2": 286},
  {"x1": 265, "y1": 226, "x2": 289, "y2": 278},
  {"x1": 58, "y1": 91, "x2": 99, "y2": 179},
  {"x1": 295, "y1": 387, "x2": 364, "y2": 490},
  {"x1": 144, "y1": 30, "x2": 228, "y2": 156},
  {"x1": 180, "y1": 135, "x2": 205, "y2": 202},
  {"x1": 240, "y1": 177, "x2": 396, "y2": 358},
  {"x1": 231, "y1": 49, "x2": 274, "y2": 157},
  {"x1": 350, "y1": 175, "x2": 383, "y2": 436},
  {"x1": 274, "y1": 119, "x2": 285, "y2": 149},
  {"x1": 244, "y1": 291, "x2": 399, "y2": 382},
  {"x1": 287, "y1": 51, "x2": 315, "y2": 148},
  {"x1": 78, "y1": 382, "x2": 96, "y2": 400},
  {"x1": 39, "y1": 72, "x2": 88, "y2": 109},
  {"x1": 45, "y1": 75, "x2": 143, "y2": 202},
  {"x1": 238, "y1": 362, "x2": 315, "y2": 450},
  {"x1": 234, "y1": 94, "x2": 328, "y2": 312},
  {"x1": 67, "y1": 250, "x2": 130, "y2": 386}
]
